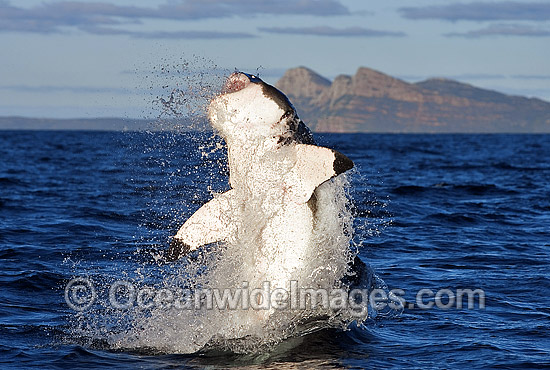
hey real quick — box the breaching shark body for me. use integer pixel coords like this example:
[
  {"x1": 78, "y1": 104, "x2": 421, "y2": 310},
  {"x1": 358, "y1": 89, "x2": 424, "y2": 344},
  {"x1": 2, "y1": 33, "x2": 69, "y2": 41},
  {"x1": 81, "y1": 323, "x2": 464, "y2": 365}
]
[{"x1": 167, "y1": 72, "x2": 357, "y2": 313}]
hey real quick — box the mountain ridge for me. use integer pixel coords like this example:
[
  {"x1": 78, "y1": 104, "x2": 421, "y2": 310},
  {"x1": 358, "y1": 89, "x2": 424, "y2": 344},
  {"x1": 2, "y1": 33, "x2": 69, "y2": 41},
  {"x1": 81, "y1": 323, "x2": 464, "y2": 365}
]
[
  {"x1": 1, "y1": 67, "x2": 549, "y2": 133},
  {"x1": 276, "y1": 66, "x2": 550, "y2": 133}
]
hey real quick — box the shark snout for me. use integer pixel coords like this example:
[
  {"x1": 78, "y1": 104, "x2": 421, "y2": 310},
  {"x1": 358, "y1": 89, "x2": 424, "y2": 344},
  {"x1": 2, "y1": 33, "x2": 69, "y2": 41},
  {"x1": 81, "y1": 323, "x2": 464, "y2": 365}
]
[{"x1": 223, "y1": 72, "x2": 250, "y2": 94}]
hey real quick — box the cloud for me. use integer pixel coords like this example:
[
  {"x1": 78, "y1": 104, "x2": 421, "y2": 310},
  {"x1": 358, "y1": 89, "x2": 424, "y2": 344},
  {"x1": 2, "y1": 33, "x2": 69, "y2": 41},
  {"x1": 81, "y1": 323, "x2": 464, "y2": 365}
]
[
  {"x1": 0, "y1": 0, "x2": 349, "y2": 37},
  {"x1": 401, "y1": 73, "x2": 550, "y2": 82},
  {"x1": 133, "y1": 30, "x2": 255, "y2": 39},
  {"x1": 445, "y1": 24, "x2": 550, "y2": 38},
  {"x1": 399, "y1": 2, "x2": 550, "y2": 22},
  {"x1": 152, "y1": 0, "x2": 350, "y2": 19},
  {"x1": 400, "y1": 73, "x2": 508, "y2": 81},
  {"x1": 259, "y1": 26, "x2": 406, "y2": 37},
  {"x1": 511, "y1": 74, "x2": 550, "y2": 80},
  {"x1": 81, "y1": 26, "x2": 255, "y2": 39},
  {"x1": 445, "y1": 73, "x2": 508, "y2": 80}
]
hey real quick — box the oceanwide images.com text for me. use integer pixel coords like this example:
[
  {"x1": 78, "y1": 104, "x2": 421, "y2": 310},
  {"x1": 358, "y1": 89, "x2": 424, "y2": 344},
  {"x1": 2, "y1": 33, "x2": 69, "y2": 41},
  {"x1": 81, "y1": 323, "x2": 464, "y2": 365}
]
[{"x1": 65, "y1": 278, "x2": 486, "y2": 314}]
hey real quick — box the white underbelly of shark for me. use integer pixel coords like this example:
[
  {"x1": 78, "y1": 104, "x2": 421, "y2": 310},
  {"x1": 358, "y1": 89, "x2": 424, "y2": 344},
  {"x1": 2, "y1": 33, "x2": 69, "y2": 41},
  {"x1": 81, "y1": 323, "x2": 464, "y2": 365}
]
[{"x1": 136, "y1": 71, "x2": 366, "y2": 353}]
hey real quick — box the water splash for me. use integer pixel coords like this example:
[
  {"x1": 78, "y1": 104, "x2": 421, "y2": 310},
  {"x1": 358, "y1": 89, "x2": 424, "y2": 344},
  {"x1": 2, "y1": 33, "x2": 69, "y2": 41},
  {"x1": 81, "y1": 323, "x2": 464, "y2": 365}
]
[
  {"x1": 109, "y1": 175, "x2": 359, "y2": 354},
  {"x1": 66, "y1": 59, "x2": 398, "y2": 355}
]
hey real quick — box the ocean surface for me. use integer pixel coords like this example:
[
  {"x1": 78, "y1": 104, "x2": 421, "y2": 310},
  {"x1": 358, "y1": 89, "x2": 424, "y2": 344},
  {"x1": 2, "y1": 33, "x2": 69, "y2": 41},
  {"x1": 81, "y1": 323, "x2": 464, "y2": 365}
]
[{"x1": 0, "y1": 130, "x2": 549, "y2": 369}]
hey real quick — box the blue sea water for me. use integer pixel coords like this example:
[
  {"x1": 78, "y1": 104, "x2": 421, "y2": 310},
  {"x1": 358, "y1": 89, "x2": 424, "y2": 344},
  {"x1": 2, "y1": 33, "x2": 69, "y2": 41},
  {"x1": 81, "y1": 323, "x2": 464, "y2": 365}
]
[{"x1": 0, "y1": 130, "x2": 549, "y2": 369}]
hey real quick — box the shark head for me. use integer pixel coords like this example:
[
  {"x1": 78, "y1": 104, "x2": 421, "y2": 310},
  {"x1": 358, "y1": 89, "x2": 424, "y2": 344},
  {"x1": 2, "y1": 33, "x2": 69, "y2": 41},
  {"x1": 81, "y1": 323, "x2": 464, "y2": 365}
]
[{"x1": 208, "y1": 72, "x2": 313, "y2": 145}]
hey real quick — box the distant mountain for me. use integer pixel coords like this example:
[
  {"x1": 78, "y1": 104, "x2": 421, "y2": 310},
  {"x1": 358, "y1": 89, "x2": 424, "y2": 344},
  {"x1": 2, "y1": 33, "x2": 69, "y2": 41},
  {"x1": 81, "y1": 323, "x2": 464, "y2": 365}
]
[
  {"x1": 0, "y1": 116, "x2": 149, "y2": 131},
  {"x1": 0, "y1": 116, "x2": 207, "y2": 131},
  {"x1": 3, "y1": 68, "x2": 549, "y2": 133},
  {"x1": 276, "y1": 67, "x2": 550, "y2": 133}
]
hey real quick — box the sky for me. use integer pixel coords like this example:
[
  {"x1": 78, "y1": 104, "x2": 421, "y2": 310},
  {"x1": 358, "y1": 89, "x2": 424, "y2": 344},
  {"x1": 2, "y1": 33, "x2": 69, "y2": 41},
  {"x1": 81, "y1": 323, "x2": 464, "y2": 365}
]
[{"x1": 1, "y1": 0, "x2": 550, "y2": 118}]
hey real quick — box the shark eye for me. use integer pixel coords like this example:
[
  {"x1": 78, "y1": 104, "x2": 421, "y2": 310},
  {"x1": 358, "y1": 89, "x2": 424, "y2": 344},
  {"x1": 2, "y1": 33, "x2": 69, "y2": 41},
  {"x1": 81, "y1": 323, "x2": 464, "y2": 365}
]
[{"x1": 246, "y1": 73, "x2": 261, "y2": 82}]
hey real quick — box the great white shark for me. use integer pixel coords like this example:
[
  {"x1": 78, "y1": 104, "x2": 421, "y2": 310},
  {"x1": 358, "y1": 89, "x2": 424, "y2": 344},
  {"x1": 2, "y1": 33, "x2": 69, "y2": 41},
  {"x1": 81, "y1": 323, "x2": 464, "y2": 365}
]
[{"x1": 166, "y1": 71, "x2": 358, "y2": 296}]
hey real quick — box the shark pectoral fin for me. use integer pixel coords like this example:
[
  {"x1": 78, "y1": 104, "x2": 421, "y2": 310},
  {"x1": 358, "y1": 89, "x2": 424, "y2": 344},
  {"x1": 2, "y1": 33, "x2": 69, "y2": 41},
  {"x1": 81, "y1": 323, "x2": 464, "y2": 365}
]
[
  {"x1": 167, "y1": 189, "x2": 236, "y2": 261},
  {"x1": 290, "y1": 144, "x2": 354, "y2": 204},
  {"x1": 165, "y1": 238, "x2": 191, "y2": 261}
]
